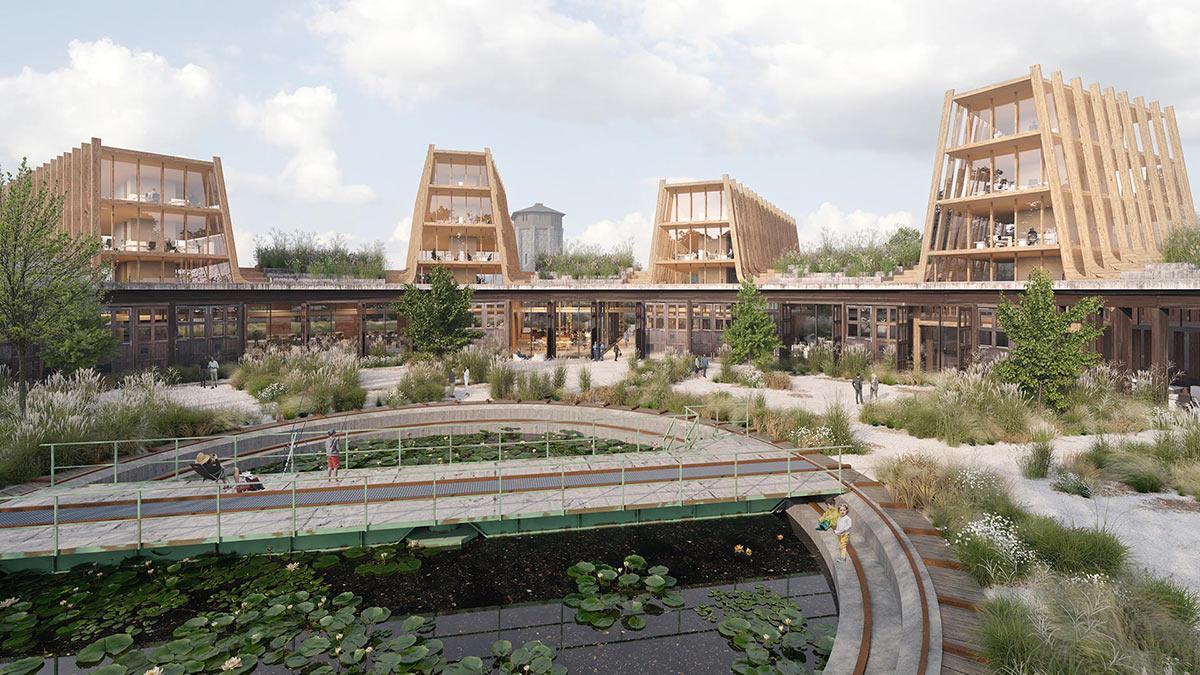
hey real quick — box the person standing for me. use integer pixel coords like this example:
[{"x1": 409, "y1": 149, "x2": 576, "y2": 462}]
[
  {"x1": 612, "y1": 344, "x2": 621, "y2": 361},
  {"x1": 600, "y1": 342, "x2": 607, "y2": 361},
  {"x1": 833, "y1": 503, "x2": 853, "y2": 562},
  {"x1": 693, "y1": 354, "x2": 701, "y2": 376},
  {"x1": 701, "y1": 354, "x2": 710, "y2": 378},
  {"x1": 463, "y1": 368, "x2": 471, "y2": 389},
  {"x1": 851, "y1": 374, "x2": 863, "y2": 405},
  {"x1": 325, "y1": 430, "x2": 341, "y2": 481},
  {"x1": 207, "y1": 356, "x2": 220, "y2": 388},
  {"x1": 869, "y1": 373, "x2": 879, "y2": 401}
]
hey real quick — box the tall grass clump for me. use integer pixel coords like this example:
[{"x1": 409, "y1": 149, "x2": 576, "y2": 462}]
[
  {"x1": 0, "y1": 369, "x2": 248, "y2": 485},
  {"x1": 253, "y1": 229, "x2": 386, "y2": 279},
  {"x1": 1161, "y1": 224, "x2": 1200, "y2": 266},
  {"x1": 773, "y1": 227, "x2": 922, "y2": 278},
  {"x1": 488, "y1": 363, "x2": 516, "y2": 399},
  {"x1": 836, "y1": 342, "x2": 870, "y2": 378},
  {"x1": 388, "y1": 362, "x2": 447, "y2": 405},
  {"x1": 1018, "y1": 424, "x2": 1055, "y2": 479},
  {"x1": 445, "y1": 345, "x2": 499, "y2": 383},
  {"x1": 231, "y1": 343, "x2": 366, "y2": 419},
  {"x1": 552, "y1": 364, "x2": 568, "y2": 390},
  {"x1": 515, "y1": 371, "x2": 559, "y2": 401},
  {"x1": 535, "y1": 242, "x2": 638, "y2": 279},
  {"x1": 1073, "y1": 418, "x2": 1200, "y2": 497},
  {"x1": 762, "y1": 370, "x2": 791, "y2": 390},
  {"x1": 577, "y1": 367, "x2": 592, "y2": 393}
]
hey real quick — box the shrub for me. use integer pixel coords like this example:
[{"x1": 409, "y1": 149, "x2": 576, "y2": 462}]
[
  {"x1": 1122, "y1": 573, "x2": 1200, "y2": 629},
  {"x1": 535, "y1": 242, "x2": 637, "y2": 279},
  {"x1": 1130, "y1": 365, "x2": 1170, "y2": 405},
  {"x1": 489, "y1": 363, "x2": 516, "y2": 399},
  {"x1": 1162, "y1": 224, "x2": 1200, "y2": 265},
  {"x1": 446, "y1": 345, "x2": 497, "y2": 383},
  {"x1": 1105, "y1": 452, "x2": 1170, "y2": 492},
  {"x1": 1018, "y1": 424, "x2": 1055, "y2": 479},
  {"x1": 950, "y1": 513, "x2": 1038, "y2": 586},
  {"x1": 388, "y1": 363, "x2": 447, "y2": 405},
  {"x1": 516, "y1": 371, "x2": 558, "y2": 401},
  {"x1": 577, "y1": 367, "x2": 592, "y2": 393},
  {"x1": 1051, "y1": 470, "x2": 1093, "y2": 498},
  {"x1": 762, "y1": 370, "x2": 791, "y2": 390},
  {"x1": 875, "y1": 454, "x2": 952, "y2": 510},
  {"x1": 1172, "y1": 461, "x2": 1200, "y2": 499},
  {"x1": 552, "y1": 364, "x2": 568, "y2": 390},
  {"x1": 772, "y1": 227, "x2": 922, "y2": 278},
  {"x1": 981, "y1": 597, "x2": 1053, "y2": 673},
  {"x1": 836, "y1": 342, "x2": 870, "y2": 378},
  {"x1": 253, "y1": 228, "x2": 385, "y2": 278},
  {"x1": 231, "y1": 343, "x2": 365, "y2": 418},
  {"x1": 0, "y1": 370, "x2": 248, "y2": 484},
  {"x1": 1018, "y1": 515, "x2": 1127, "y2": 577},
  {"x1": 822, "y1": 401, "x2": 859, "y2": 453}
]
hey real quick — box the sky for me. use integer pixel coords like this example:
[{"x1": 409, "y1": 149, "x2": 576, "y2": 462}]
[{"x1": 2, "y1": 0, "x2": 1198, "y2": 269}]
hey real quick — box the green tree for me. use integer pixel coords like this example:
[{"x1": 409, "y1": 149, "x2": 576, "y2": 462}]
[
  {"x1": 396, "y1": 267, "x2": 482, "y2": 355},
  {"x1": 0, "y1": 160, "x2": 113, "y2": 414},
  {"x1": 994, "y1": 269, "x2": 1102, "y2": 410},
  {"x1": 723, "y1": 279, "x2": 781, "y2": 367}
]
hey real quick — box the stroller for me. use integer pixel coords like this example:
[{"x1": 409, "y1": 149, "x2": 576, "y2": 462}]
[{"x1": 190, "y1": 452, "x2": 227, "y2": 483}]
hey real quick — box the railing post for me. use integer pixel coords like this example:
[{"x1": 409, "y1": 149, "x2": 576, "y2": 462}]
[
  {"x1": 497, "y1": 465, "x2": 503, "y2": 519},
  {"x1": 545, "y1": 431, "x2": 550, "y2": 460},
  {"x1": 215, "y1": 483, "x2": 222, "y2": 545},
  {"x1": 838, "y1": 446, "x2": 844, "y2": 487},
  {"x1": 636, "y1": 420, "x2": 641, "y2": 453},
  {"x1": 50, "y1": 445, "x2": 56, "y2": 487},
  {"x1": 291, "y1": 478, "x2": 297, "y2": 537},
  {"x1": 734, "y1": 456, "x2": 739, "y2": 500},
  {"x1": 174, "y1": 440, "x2": 181, "y2": 478},
  {"x1": 787, "y1": 453, "x2": 792, "y2": 496},
  {"x1": 432, "y1": 475, "x2": 438, "y2": 522},
  {"x1": 677, "y1": 460, "x2": 683, "y2": 506},
  {"x1": 233, "y1": 436, "x2": 239, "y2": 464},
  {"x1": 498, "y1": 430, "x2": 503, "y2": 462},
  {"x1": 363, "y1": 475, "x2": 370, "y2": 532},
  {"x1": 744, "y1": 399, "x2": 750, "y2": 436},
  {"x1": 620, "y1": 456, "x2": 626, "y2": 510},
  {"x1": 560, "y1": 462, "x2": 566, "y2": 513},
  {"x1": 113, "y1": 441, "x2": 119, "y2": 484},
  {"x1": 52, "y1": 496, "x2": 60, "y2": 559},
  {"x1": 397, "y1": 430, "x2": 403, "y2": 468},
  {"x1": 449, "y1": 429, "x2": 454, "y2": 465},
  {"x1": 591, "y1": 420, "x2": 596, "y2": 455},
  {"x1": 136, "y1": 489, "x2": 143, "y2": 550}
]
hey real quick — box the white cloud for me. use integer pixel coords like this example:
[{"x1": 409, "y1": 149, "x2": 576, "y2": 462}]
[
  {"x1": 388, "y1": 217, "x2": 413, "y2": 269},
  {"x1": 570, "y1": 211, "x2": 654, "y2": 267},
  {"x1": 798, "y1": 202, "x2": 915, "y2": 245},
  {"x1": 308, "y1": 0, "x2": 718, "y2": 123},
  {"x1": 309, "y1": 1, "x2": 1200, "y2": 152},
  {"x1": 232, "y1": 86, "x2": 375, "y2": 205},
  {"x1": 0, "y1": 39, "x2": 216, "y2": 164}
]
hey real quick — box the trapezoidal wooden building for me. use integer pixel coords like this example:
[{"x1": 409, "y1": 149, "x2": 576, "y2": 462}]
[
  {"x1": 647, "y1": 176, "x2": 798, "y2": 284},
  {"x1": 399, "y1": 145, "x2": 531, "y2": 285},
  {"x1": 918, "y1": 64, "x2": 1196, "y2": 282}
]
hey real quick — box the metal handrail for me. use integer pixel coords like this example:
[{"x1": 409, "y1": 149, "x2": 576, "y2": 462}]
[{"x1": 2, "y1": 444, "x2": 850, "y2": 560}]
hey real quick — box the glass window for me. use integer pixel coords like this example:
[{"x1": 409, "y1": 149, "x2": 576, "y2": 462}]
[
  {"x1": 429, "y1": 194, "x2": 450, "y2": 222},
  {"x1": 674, "y1": 192, "x2": 691, "y2": 221},
  {"x1": 114, "y1": 160, "x2": 138, "y2": 200},
  {"x1": 164, "y1": 213, "x2": 185, "y2": 250},
  {"x1": 464, "y1": 162, "x2": 480, "y2": 187},
  {"x1": 994, "y1": 101, "x2": 1016, "y2": 136},
  {"x1": 163, "y1": 167, "x2": 186, "y2": 205},
  {"x1": 971, "y1": 157, "x2": 991, "y2": 195},
  {"x1": 994, "y1": 152, "x2": 1016, "y2": 192},
  {"x1": 1054, "y1": 142, "x2": 1069, "y2": 185},
  {"x1": 692, "y1": 191, "x2": 706, "y2": 220},
  {"x1": 707, "y1": 190, "x2": 723, "y2": 221},
  {"x1": 137, "y1": 208, "x2": 162, "y2": 252},
  {"x1": 480, "y1": 197, "x2": 493, "y2": 223},
  {"x1": 1046, "y1": 90, "x2": 1059, "y2": 132},
  {"x1": 139, "y1": 162, "x2": 162, "y2": 203},
  {"x1": 450, "y1": 161, "x2": 466, "y2": 186},
  {"x1": 970, "y1": 108, "x2": 993, "y2": 142},
  {"x1": 185, "y1": 168, "x2": 209, "y2": 207},
  {"x1": 452, "y1": 193, "x2": 466, "y2": 223},
  {"x1": 1018, "y1": 97, "x2": 1037, "y2": 132},
  {"x1": 100, "y1": 156, "x2": 113, "y2": 199},
  {"x1": 433, "y1": 161, "x2": 451, "y2": 185},
  {"x1": 1018, "y1": 149, "x2": 1043, "y2": 189}
]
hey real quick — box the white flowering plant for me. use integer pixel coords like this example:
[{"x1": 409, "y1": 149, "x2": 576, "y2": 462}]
[{"x1": 951, "y1": 513, "x2": 1039, "y2": 586}]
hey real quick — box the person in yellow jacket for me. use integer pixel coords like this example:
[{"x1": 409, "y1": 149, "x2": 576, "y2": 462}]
[
  {"x1": 816, "y1": 500, "x2": 840, "y2": 531},
  {"x1": 833, "y1": 503, "x2": 853, "y2": 562}
]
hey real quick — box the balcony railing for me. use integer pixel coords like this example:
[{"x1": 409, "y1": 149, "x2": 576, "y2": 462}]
[{"x1": 417, "y1": 250, "x2": 500, "y2": 263}]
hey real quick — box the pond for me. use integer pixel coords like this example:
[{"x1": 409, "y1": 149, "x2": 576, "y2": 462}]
[{"x1": 1, "y1": 515, "x2": 836, "y2": 674}]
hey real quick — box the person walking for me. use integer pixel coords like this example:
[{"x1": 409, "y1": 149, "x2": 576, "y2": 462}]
[
  {"x1": 612, "y1": 344, "x2": 621, "y2": 361},
  {"x1": 701, "y1": 354, "x2": 710, "y2": 378},
  {"x1": 851, "y1": 374, "x2": 864, "y2": 404},
  {"x1": 463, "y1": 368, "x2": 471, "y2": 398},
  {"x1": 600, "y1": 342, "x2": 607, "y2": 361},
  {"x1": 833, "y1": 503, "x2": 853, "y2": 562},
  {"x1": 325, "y1": 430, "x2": 341, "y2": 481},
  {"x1": 693, "y1": 354, "x2": 701, "y2": 376},
  {"x1": 869, "y1": 373, "x2": 879, "y2": 401},
  {"x1": 206, "y1": 356, "x2": 220, "y2": 388}
]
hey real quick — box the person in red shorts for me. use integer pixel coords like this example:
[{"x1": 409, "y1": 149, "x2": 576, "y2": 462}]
[{"x1": 325, "y1": 430, "x2": 341, "y2": 481}]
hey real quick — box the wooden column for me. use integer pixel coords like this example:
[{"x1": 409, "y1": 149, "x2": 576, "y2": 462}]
[
  {"x1": 917, "y1": 90, "x2": 955, "y2": 280},
  {"x1": 1151, "y1": 307, "x2": 1170, "y2": 369}
]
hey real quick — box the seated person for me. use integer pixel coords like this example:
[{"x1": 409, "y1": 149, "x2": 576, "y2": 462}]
[
  {"x1": 192, "y1": 452, "x2": 227, "y2": 483},
  {"x1": 1026, "y1": 228, "x2": 1039, "y2": 245},
  {"x1": 815, "y1": 500, "x2": 840, "y2": 531},
  {"x1": 232, "y1": 467, "x2": 265, "y2": 492}
]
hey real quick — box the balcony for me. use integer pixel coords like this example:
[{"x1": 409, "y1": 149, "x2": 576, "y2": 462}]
[{"x1": 416, "y1": 250, "x2": 501, "y2": 264}]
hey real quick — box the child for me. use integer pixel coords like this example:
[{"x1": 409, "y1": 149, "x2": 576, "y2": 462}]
[
  {"x1": 815, "y1": 500, "x2": 840, "y2": 531},
  {"x1": 833, "y1": 503, "x2": 853, "y2": 562},
  {"x1": 325, "y1": 430, "x2": 341, "y2": 481}
]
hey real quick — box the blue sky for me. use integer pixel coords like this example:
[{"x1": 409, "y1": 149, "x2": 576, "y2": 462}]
[{"x1": 2, "y1": 1, "x2": 1197, "y2": 268}]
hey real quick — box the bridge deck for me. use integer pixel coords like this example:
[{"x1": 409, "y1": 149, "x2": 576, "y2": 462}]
[{"x1": 0, "y1": 448, "x2": 844, "y2": 560}]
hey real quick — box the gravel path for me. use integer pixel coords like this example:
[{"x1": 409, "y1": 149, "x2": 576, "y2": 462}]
[{"x1": 669, "y1": 370, "x2": 1200, "y2": 594}]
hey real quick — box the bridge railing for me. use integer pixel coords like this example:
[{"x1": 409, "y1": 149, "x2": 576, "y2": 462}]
[
  {"x1": 3, "y1": 444, "x2": 849, "y2": 560},
  {"x1": 42, "y1": 418, "x2": 701, "y2": 486}
]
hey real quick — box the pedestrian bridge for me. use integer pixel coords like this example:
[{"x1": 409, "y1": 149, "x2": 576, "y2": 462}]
[{"x1": 0, "y1": 402, "x2": 848, "y2": 571}]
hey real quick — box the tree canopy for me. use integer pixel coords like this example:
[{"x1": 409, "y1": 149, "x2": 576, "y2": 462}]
[
  {"x1": 0, "y1": 160, "x2": 114, "y2": 413},
  {"x1": 995, "y1": 269, "x2": 1103, "y2": 410},
  {"x1": 723, "y1": 279, "x2": 781, "y2": 366},
  {"x1": 395, "y1": 267, "x2": 483, "y2": 355}
]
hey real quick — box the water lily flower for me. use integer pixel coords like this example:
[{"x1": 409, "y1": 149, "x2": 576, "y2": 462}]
[
  {"x1": 285, "y1": 562, "x2": 300, "y2": 572},
  {"x1": 287, "y1": 605, "x2": 293, "y2": 610},
  {"x1": 0, "y1": 598, "x2": 18, "y2": 609},
  {"x1": 145, "y1": 667, "x2": 164, "y2": 675},
  {"x1": 776, "y1": 534, "x2": 784, "y2": 541},
  {"x1": 778, "y1": 625, "x2": 785, "y2": 632},
  {"x1": 59, "y1": 600, "x2": 67, "y2": 606},
  {"x1": 784, "y1": 618, "x2": 792, "y2": 625},
  {"x1": 365, "y1": 647, "x2": 373, "y2": 654},
  {"x1": 334, "y1": 647, "x2": 342, "y2": 655},
  {"x1": 733, "y1": 545, "x2": 744, "y2": 553},
  {"x1": 221, "y1": 657, "x2": 242, "y2": 671},
  {"x1": 336, "y1": 634, "x2": 343, "y2": 641},
  {"x1": 745, "y1": 548, "x2": 752, "y2": 556},
  {"x1": 762, "y1": 634, "x2": 770, "y2": 641}
]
